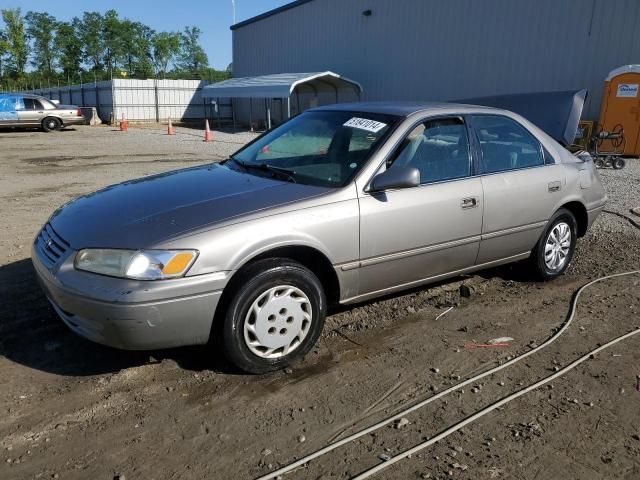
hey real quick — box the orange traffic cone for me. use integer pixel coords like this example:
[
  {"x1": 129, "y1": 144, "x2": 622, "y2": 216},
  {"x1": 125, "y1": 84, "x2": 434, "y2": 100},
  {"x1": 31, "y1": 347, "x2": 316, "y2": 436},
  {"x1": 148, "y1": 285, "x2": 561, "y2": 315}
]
[
  {"x1": 119, "y1": 113, "x2": 128, "y2": 132},
  {"x1": 203, "y1": 119, "x2": 213, "y2": 142},
  {"x1": 167, "y1": 117, "x2": 175, "y2": 135}
]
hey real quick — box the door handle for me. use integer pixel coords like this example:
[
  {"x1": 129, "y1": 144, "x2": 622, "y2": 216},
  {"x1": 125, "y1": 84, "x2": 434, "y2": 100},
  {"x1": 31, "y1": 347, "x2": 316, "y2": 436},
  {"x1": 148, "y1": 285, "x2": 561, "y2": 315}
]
[
  {"x1": 548, "y1": 181, "x2": 561, "y2": 192},
  {"x1": 461, "y1": 197, "x2": 478, "y2": 209}
]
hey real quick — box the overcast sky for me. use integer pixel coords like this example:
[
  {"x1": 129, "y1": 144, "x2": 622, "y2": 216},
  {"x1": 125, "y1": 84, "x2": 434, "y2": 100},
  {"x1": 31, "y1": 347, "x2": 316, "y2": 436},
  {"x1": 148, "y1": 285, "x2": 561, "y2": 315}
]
[{"x1": 0, "y1": 0, "x2": 293, "y2": 70}]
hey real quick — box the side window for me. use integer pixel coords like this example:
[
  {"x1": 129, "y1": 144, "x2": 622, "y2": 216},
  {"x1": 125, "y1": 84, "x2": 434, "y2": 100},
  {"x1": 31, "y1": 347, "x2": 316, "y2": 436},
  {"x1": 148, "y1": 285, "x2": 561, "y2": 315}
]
[
  {"x1": 0, "y1": 94, "x2": 20, "y2": 119},
  {"x1": 473, "y1": 115, "x2": 544, "y2": 174},
  {"x1": 543, "y1": 147, "x2": 556, "y2": 165},
  {"x1": 13, "y1": 96, "x2": 25, "y2": 111},
  {"x1": 388, "y1": 118, "x2": 470, "y2": 184},
  {"x1": 23, "y1": 98, "x2": 35, "y2": 110}
]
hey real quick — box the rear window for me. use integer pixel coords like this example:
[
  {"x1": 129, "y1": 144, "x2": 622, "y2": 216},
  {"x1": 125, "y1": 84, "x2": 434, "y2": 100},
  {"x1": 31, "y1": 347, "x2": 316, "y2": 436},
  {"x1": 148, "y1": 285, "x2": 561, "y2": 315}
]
[{"x1": 473, "y1": 115, "x2": 544, "y2": 174}]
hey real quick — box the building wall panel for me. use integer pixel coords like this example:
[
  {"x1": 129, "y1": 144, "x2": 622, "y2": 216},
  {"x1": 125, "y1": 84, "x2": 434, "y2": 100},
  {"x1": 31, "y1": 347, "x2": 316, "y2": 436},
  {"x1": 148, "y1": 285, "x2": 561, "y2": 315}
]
[{"x1": 233, "y1": 0, "x2": 640, "y2": 119}]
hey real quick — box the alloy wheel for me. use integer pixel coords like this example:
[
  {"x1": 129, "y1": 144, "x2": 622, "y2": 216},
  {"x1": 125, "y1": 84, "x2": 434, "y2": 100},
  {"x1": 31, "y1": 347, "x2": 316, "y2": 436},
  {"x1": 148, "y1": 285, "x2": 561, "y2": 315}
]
[{"x1": 544, "y1": 222, "x2": 571, "y2": 271}]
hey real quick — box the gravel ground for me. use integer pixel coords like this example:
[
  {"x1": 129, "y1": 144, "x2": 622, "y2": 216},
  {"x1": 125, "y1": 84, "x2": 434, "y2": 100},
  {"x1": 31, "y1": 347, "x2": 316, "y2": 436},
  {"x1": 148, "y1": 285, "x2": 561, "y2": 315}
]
[
  {"x1": 0, "y1": 124, "x2": 258, "y2": 262},
  {"x1": 591, "y1": 159, "x2": 640, "y2": 232},
  {"x1": 0, "y1": 126, "x2": 639, "y2": 480}
]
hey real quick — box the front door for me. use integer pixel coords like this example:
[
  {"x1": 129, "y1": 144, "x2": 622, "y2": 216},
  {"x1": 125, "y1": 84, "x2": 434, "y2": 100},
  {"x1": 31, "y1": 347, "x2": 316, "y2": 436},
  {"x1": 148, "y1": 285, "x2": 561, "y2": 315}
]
[
  {"x1": 0, "y1": 94, "x2": 21, "y2": 127},
  {"x1": 470, "y1": 114, "x2": 566, "y2": 264},
  {"x1": 358, "y1": 117, "x2": 483, "y2": 297}
]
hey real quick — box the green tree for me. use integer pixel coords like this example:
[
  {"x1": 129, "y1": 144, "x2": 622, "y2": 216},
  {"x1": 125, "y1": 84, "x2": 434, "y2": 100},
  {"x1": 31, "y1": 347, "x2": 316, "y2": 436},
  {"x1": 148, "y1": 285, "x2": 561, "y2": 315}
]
[
  {"x1": 178, "y1": 26, "x2": 208, "y2": 74},
  {"x1": 120, "y1": 20, "x2": 154, "y2": 77},
  {"x1": 102, "y1": 9, "x2": 124, "y2": 72},
  {"x1": 0, "y1": 9, "x2": 224, "y2": 87},
  {"x1": 151, "y1": 31, "x2": 181, "y2": 75},
  {"x1": 55, "y1": 19, "x2": 83, "y2": 80},
  {"x1": 25, "y1": 11, "x2": 57, "y2": 74},
  {"x1": 1, "y1": 8, "x2": 28, "y2": 76},
  {"x1": 80, "y1": 11, "x2": 104, "y2": 71},
  {"x1": 0, "y1": 30, "x2": 8, "y2": 78}
]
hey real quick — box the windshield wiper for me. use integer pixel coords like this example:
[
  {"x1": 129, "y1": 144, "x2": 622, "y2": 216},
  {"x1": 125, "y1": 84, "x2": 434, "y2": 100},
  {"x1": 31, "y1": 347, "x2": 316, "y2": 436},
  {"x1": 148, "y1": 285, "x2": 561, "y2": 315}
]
[
  {"x1": 223, "y1": 156, "x2": 248, "y2": 171},
  {"x1": 224, "y1": 157, "x2": 297, "y2": 183},
  {"x1": 255, "y1": 164, "x2": 297, "y2": 183}
]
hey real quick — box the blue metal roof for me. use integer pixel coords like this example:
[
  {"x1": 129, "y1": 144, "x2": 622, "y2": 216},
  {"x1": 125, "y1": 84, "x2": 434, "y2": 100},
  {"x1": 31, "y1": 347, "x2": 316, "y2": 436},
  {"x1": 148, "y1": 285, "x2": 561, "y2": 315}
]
[{"x1": 201, "y1": 71, "x2": 362, "y2": 99}]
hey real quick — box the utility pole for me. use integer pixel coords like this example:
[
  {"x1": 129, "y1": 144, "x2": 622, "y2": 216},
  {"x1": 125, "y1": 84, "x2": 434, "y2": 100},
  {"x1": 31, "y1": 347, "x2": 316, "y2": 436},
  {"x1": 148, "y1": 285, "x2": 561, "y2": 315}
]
[{"x1": 232, "y1": 0, "x2": 236, "y2": 24}]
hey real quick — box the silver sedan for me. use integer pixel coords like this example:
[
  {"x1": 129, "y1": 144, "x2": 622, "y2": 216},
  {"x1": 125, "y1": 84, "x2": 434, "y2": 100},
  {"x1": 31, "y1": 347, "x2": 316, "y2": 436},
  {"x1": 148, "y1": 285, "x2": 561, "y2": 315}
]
[
  {"x1": 32, "y1": 100, "x2": 606, "y2": 373},
  {"x1": 0, "y1": 93, "x2": 85, "y2": 131}
]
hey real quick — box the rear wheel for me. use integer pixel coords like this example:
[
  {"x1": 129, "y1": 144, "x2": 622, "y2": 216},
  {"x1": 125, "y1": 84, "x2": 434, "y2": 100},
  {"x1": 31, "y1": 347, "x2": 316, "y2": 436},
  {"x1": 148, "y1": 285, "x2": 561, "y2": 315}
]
[
  {"x1": 594, "y1": 157, "x2": 604, "y2": 168},
  {"x1": 42, "y1": 117, "x2": 61, "y2": 132},
  {"x1": 222, "y1": 259, "x2": 326, "y2": 374},
  {"x1": 530, "y1": 208, "x2": 577, "y2": 280}
]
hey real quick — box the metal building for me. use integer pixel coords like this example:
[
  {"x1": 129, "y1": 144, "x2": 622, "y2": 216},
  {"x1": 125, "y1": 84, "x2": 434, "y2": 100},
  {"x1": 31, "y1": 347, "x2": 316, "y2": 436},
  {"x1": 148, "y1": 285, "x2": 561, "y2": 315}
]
[{"x1": 231, "y1": 0, "x2": 640, "y2": 121}]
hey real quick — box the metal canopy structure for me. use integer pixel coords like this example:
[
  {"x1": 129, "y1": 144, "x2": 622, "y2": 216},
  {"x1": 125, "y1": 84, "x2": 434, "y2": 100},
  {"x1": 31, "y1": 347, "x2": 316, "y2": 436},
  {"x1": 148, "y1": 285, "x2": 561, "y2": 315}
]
[
  {"x1": 202, "y1": 71, "x2": 363, "y2": 129},
  {"x1": 202, "y1": 71, "x2": 362, "y2": 100}
]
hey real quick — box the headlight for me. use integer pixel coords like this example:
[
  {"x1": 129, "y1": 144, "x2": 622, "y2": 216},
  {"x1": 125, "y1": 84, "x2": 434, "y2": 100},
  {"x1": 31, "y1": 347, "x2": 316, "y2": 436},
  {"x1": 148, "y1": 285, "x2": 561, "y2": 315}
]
[{"x1": 74, "y1": 249, "x2": 198, "y2": 280}]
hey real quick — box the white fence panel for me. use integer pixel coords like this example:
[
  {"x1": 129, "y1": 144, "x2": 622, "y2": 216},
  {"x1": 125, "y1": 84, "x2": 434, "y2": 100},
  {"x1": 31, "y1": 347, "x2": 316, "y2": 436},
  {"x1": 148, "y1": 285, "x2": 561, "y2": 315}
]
[{"x1": 29, "y1": 79, "x2": 212, "y2": 123}]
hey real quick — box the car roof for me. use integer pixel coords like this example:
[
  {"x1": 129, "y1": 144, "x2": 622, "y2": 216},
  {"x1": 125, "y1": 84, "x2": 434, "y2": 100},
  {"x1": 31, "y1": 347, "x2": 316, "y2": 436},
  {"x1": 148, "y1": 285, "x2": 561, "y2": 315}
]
[{"x1": 311, "y1": 101, "x2": 502, "y2": 117}]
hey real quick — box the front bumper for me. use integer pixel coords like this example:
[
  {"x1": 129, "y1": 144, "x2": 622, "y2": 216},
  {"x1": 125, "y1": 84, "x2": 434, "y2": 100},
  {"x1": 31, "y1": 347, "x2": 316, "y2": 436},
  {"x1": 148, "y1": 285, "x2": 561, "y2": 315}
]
[{"x1": 31, "y1": 244, "x2": 227, "y2": 350}]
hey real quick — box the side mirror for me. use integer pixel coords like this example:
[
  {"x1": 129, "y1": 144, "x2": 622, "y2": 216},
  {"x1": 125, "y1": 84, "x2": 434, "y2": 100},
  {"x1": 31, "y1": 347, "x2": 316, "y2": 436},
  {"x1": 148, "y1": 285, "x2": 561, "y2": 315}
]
[{"x1": 369, "y1": 166, "x2": 420, "y2": 192}]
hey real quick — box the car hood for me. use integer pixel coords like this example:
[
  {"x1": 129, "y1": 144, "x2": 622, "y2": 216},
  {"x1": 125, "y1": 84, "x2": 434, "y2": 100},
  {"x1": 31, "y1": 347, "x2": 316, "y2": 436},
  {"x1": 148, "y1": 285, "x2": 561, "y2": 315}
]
[{"x1": 49, "y1": 164, "x2": 331, "y2": 249}]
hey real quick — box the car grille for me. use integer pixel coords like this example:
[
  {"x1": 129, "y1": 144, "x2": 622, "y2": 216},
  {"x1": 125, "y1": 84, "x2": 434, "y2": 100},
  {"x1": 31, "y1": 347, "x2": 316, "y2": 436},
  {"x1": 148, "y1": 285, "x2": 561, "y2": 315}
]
[{"x1": 35, "y1": 223, "x2": 70, "y2": 267}]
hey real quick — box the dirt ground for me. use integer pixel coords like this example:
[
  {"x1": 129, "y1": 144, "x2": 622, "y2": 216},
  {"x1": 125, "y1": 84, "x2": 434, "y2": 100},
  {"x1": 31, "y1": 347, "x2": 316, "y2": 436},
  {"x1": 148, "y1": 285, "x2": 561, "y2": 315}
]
[{"x1": 1, "y1": 125, "x2": 639, "y2": 480}]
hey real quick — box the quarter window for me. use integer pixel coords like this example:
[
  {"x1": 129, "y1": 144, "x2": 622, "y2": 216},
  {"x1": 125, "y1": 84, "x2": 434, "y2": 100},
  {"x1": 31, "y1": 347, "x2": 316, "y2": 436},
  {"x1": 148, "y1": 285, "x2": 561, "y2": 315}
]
[
  {"x1": 473, "y1": 115, "x2": 544, "y2": 174},
  {"x1": 388, "y1": 118, "x2": 470, "y2": 184}
]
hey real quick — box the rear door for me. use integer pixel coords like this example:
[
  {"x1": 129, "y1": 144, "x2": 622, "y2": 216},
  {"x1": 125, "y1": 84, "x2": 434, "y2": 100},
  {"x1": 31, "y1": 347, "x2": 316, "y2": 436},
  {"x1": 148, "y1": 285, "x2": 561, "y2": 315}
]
[
  {"x1": 17, "y1": 97, "x2": 45, "y2": 126},
  {"x1": 358, "y1": 116, "x2": 484, "y2": 296},
  {"x1": 470, "y1": 114, "x2": 565, "y2": 264}
]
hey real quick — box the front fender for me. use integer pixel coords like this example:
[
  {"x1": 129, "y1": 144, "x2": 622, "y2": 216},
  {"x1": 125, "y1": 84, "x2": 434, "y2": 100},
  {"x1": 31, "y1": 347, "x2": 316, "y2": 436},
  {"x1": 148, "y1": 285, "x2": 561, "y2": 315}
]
[{"x1": 163, "y1": 199, "x2": 360, "y2": 277}]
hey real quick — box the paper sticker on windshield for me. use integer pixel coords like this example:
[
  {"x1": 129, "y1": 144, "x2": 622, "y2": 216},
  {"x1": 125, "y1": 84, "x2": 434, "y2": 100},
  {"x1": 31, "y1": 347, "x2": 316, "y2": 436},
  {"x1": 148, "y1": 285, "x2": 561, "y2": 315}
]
[{"x1": 343, "y1": 117, "x2": 387, "y2": 133}]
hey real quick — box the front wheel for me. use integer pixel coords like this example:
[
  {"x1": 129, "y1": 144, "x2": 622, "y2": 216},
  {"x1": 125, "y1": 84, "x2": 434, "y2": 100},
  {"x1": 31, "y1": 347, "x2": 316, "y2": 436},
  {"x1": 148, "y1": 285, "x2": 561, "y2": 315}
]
[
  {"x1": 42, "y1": 117, "x2": 61, "y2": 132},
  {"x1": 222, "y1": 259, "x2": 326, "y2": 374},
  {"x1": 529, "y1": 208, "x2": 577, "y2": 280}
]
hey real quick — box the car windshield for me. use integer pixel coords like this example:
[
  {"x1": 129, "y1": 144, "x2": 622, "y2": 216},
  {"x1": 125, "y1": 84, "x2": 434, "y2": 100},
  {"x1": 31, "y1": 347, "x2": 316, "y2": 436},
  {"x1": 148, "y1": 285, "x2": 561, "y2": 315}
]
[{"x1": 229, "y1": 110, "x2": 400, "y2": 187}]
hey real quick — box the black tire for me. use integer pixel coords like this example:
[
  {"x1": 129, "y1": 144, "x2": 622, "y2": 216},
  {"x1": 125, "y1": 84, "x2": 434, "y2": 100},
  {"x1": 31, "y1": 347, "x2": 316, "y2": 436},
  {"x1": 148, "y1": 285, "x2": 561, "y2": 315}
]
[
  {"x1": 42, "y1": 117, "x2": 61, "y2": 132},
  {"x1": 529, "y1": 208, "x2": 577, "y2": 280},
  {"x1": 594, "y1": 157, "x2": 604, "y2": 169},
  {"x1": 222, "y1": 259, "x2": 326, "y2": 374},
  {"x1": 612, "y1": 158, "x2": 626, "y2": 170}
]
